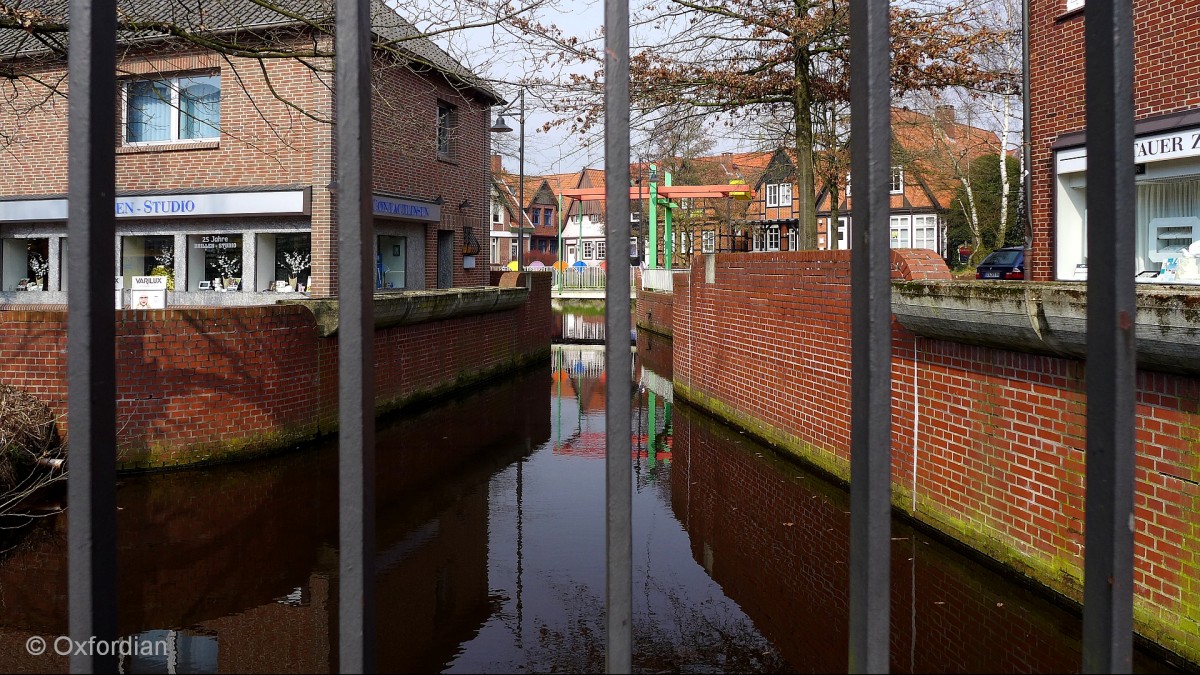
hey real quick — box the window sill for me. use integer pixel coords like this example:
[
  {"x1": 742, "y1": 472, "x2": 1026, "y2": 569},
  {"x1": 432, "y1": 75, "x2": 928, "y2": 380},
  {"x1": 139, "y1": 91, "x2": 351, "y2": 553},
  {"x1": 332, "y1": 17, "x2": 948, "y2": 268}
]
[
  {"x1": 437, "y1": 155, "x2": 459, "y2": 166},
  {"x1": 1057, "y1": 6, "x2": 1083, "y2": 21},
  {"x1": 117, "y1": 139, "x2": 220, "y2": 154}
]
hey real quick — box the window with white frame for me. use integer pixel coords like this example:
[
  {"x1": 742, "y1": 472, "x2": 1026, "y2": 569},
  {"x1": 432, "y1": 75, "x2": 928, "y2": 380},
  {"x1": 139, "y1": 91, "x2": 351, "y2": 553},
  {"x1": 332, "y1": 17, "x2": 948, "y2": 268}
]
[
  {"x1": 890, "y1": 166, "x2": 904, "y2": 194},
  {"x1": 836, "y1": 217, "x2": 850, "y2": 250},
  {"x1": 437, "y1": 102, "x2": 456, "y2": 159},
  {"x1": 597, "y1": 240, "x2": 606, "y2": 259},
  {"x1": 913, "y1": 214, "x2": 938, "y2": 251},
  {"x1": 510, "y1": 240, "x2": 518, "y2": 260},
  {"x1": 889, "y1": 215, "x2": 911, "y2": 248},
  {"x1": 766, "y1": 225, "x2": 780, "y2": 251},
  {"x1": 702, "y1": 230, "x2": 715, "y2": 253},
  {"x1": 765, "y1": 183, "x2": 792, "y2": 207},
  {"x1": 492, "y1": 199, "x2": 503, "y2": 224},
  {"x1": 630, "y1": 236, "x2": 638, "y2": 257},
  {"x1": 583, "y1": 240, "x2": 595, "y2": 259},
  {"x1": 491, "y1": 237, "x2": 498, "y2": 262},
  {"x1": 752, "y1": 229, "x2": 763, "y2": 251},
  {"x1": 787, "y1": 227, "x2": 797, "y2": 251},
  {"x1": 124, "y1": 74, "x2": 219, "y2": 144}
]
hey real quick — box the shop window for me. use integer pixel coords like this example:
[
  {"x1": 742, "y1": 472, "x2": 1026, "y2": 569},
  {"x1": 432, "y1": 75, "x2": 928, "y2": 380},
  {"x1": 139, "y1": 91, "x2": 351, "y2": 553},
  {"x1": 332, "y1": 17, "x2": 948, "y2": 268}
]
[
  {"x1": 187, "y1": 233, "x2": 242, "y2": 291},
  {"x1": 377, "y1": 235, "x2": 406, "y2": 289},
  {"x1": 2, "y1": 238, "x2": 49, "y2": 291},
  {"x1": 121, "y1": 235, "x2": 175, "y2": 289},
  {"x1": 124, "y1": 74, "x2": 219, "y2": 144}
]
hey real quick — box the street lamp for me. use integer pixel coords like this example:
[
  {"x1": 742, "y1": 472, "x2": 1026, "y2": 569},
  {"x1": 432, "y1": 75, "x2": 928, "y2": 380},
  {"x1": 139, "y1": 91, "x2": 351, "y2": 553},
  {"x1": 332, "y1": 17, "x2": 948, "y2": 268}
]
[{"x1": 490, "y1": 89, "x2": 525, "y2": 274}]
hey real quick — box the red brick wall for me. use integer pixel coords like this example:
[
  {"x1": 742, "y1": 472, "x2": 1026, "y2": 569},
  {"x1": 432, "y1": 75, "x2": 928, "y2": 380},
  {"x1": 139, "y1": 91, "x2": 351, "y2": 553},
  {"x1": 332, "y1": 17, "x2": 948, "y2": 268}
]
[
  {"x1": 0, "y1": 275, "x2": 550, "y2": 469},
  {"x1": 635, "y1": 288, "x2": 674, "y2": 337},
  {"x1": 672, "y1": 249, "x2": 1200, "y2": 661},
  {"x1": 1028, "y1": 0, "x2": 1200, "y2": 280}
]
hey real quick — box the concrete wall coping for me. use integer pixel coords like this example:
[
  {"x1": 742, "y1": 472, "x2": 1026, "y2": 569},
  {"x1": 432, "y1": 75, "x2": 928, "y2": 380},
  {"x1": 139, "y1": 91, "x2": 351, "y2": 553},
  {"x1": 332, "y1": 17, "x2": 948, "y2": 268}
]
[
  {"x1": 893, "y1": 280, "x2": 1200, "y2": 375},
  {"x1": 284, "y1": 285, "x2": 529, "y2": 337}
]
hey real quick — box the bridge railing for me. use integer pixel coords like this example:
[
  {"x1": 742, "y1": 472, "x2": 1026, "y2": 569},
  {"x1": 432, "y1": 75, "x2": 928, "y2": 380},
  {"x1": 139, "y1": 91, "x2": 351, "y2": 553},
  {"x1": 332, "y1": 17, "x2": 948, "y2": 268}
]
[
  {"x1": 640, "y1": 268, "x2": 684, "y2": 293},
  {"x1": 553, "y1": 265, "x2": 636, "y2": 291}
]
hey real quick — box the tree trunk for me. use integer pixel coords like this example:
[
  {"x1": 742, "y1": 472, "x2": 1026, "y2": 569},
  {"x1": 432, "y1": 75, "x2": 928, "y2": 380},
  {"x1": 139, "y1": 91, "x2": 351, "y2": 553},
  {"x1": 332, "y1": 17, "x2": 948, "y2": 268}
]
[{"x1": 792, "y1": 39, "x2": 818, "y2": 249}]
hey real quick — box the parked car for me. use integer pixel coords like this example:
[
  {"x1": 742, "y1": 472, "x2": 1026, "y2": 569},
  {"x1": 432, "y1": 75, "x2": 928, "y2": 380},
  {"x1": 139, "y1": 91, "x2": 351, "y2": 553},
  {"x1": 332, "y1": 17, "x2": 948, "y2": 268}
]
[{"x1": 975, "y1": 246, "x2": 1025, "y2": 280}]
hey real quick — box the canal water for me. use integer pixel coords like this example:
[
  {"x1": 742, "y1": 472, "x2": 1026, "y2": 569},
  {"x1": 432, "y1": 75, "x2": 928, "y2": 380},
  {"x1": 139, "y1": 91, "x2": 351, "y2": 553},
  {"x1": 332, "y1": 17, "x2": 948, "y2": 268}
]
[{"x1": 0, "y1": 317, "x2": 1187, "y2": 672}]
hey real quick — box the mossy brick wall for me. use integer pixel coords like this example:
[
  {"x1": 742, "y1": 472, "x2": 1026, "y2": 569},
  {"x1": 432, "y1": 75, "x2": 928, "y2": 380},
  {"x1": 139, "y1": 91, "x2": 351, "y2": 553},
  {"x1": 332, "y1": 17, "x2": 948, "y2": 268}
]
[
  {"x1": 1027, "y1": 1, "x2": 1200, "y2": 281},
  {"x1": 671, "y1": 410, "x2": 1086, "y2": 672},
  {"x1": 0, "y1": 277, "x2": 550, "y2": 470},
  {"x1": 672, "y1": 248, "x2": 1200, "y2": 662}
]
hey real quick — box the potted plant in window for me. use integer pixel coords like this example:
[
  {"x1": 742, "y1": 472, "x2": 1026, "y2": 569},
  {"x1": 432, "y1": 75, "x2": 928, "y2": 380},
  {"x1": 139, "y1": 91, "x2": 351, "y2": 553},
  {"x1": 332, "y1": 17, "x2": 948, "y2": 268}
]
[
  {"x1": 284, "y1": 251, "x2": 310, "y2": 292},
  {"x1": 27, "y1": 252, "x2": 48, "y2": 291},
  {"x1": 149, "y1": 246, "x2": 175, "y2": 290},
  {"x1": 216, "y1": 253, "x2": 241, "y2": 291}
]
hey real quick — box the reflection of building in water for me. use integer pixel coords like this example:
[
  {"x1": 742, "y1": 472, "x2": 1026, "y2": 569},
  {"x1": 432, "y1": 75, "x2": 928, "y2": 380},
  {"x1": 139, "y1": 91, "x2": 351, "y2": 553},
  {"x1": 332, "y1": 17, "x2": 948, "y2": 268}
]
[
  {"x1": 0, "y1": 365, "x2": 551, "y2": 674},
  {"x1": 554, "y1": 345, "x2": 608, "y2": 380},
  {"x1": 559, "y1": 312, "x2": 607, "y2": 343}
]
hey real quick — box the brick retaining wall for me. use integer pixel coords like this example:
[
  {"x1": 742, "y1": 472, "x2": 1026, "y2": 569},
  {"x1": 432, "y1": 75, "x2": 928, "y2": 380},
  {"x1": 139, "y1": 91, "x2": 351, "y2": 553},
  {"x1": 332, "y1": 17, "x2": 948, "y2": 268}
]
[
  {"x1": 0, "y1": 273, "x2": 551, "y2": 469},
  {"x1": 672, "y1": 249, "x2": 1200, "y2": 662}
]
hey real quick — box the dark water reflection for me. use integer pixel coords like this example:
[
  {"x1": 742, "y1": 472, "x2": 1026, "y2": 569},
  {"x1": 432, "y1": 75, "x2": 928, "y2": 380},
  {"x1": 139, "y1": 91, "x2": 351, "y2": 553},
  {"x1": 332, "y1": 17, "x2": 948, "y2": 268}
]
[{"x1": 0, "y1": 331, "x2": 1186, "y2": 673}]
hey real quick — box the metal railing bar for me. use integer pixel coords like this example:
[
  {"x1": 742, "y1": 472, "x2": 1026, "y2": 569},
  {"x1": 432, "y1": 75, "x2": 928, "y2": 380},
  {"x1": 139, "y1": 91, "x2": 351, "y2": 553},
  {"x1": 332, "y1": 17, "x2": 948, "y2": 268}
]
[
  {"x1": 603, "y1": 0, "x2": 633, "y2": 667},
  {"x1": 66, "y1": 0, "x2": 119, "y2": 671},
  {"x1": 336, "y1": 0, "x2": 377, "y2": 671},
  {"x1": 1082, "y1": 0, "x2": 1137, "y2": 671},
  {"x1": 847, "y1": 1, "x2": 892, "y2": 672}
]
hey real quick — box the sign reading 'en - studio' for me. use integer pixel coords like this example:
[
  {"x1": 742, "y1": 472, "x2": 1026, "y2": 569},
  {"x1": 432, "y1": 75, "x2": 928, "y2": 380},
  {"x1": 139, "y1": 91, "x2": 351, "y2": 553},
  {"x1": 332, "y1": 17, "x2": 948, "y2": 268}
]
[{"x1": 0, "y1": 190, "x2": 308, "y2": 222}]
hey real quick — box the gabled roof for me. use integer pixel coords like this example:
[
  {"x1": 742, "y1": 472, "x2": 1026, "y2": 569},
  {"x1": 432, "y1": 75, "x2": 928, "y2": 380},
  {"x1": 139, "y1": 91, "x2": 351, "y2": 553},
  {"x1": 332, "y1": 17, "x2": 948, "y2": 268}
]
[{"x1": 0, "y1": 0, "x2": 498, "y2": 102}]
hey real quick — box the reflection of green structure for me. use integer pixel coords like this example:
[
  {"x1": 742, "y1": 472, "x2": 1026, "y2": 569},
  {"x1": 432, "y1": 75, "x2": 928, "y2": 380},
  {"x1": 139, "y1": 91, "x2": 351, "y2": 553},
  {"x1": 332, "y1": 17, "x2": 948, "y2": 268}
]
[{"x1": 646, "y1": 392, "x2": 672, "y2": 473}]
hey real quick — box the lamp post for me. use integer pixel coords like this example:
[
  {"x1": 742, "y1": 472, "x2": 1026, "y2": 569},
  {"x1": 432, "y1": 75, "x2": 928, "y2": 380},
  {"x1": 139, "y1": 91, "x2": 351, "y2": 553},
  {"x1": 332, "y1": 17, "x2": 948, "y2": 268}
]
[{"x1": 490, "y1": 89, "x2": 525, "y2": 273}]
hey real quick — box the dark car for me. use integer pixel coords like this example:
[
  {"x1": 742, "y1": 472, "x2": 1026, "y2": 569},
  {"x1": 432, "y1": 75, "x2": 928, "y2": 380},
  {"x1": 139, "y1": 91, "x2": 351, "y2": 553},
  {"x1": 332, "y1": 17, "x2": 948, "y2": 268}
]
[{"x1": 975, "y1": 246, "x2": 1025, "y2": 280}]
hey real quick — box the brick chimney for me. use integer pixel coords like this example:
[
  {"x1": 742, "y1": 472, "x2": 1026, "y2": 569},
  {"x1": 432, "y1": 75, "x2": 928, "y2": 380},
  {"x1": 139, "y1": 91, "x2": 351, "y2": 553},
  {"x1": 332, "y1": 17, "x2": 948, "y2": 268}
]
[
  {"x1": 935, "y1": 105, "x2": 957, "y2": 138},
  {"x1": 491, "y1": 154, "x2": 503, "y2": 174}
]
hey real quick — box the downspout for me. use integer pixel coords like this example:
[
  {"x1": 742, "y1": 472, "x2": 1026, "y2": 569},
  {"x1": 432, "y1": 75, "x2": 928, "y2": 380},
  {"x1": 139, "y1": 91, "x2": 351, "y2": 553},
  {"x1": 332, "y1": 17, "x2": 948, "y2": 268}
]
[{"x1": 1022, "y1": 0, "x2": 1034, "y2": 276}]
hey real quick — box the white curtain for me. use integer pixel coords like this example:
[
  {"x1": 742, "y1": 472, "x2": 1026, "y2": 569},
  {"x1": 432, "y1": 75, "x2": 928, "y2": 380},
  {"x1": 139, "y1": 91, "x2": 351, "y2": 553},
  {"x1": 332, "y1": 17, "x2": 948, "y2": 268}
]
[
  {"x1": 126, "y1": 80, "x2": 172, "y2": 142},
  {"x1": 1137, "y1": 178, "x2": 1200, "y2": 271}
]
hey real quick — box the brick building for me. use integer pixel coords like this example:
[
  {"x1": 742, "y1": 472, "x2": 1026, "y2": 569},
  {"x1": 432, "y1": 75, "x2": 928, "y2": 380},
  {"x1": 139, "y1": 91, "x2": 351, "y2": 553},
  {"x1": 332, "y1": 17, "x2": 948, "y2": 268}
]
[
  {"x1": 0, "y1": 0, "x2": 497, "y2": 303},
  {"x1": 1029, "y1": 0, "x2": 1200, "y2": 281},
  {"x1": 745, "y1": 107, "x2": 998, "y2": 257}
]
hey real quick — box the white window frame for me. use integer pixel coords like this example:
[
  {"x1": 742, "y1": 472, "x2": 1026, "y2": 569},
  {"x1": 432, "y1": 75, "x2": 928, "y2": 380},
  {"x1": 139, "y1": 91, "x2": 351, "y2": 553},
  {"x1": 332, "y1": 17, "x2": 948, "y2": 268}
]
[
  {"x1": 889, "y1": 215, "x2": 911, "y2": 248},
  {"x1": 765, "y1": 183, "x2": 792, "y2": 208},
  {"x1": 913, "y1": 214, "x2": 938, "y2": 251},
  {"x1": 836, "y1": 217, "x2": 850, "y2": 250},
  {"x1": 890, "y1": 166, "x2": 904, "y2": 194},
  {"x1": 122, "y1": 74, "x2": 220, "y2": 146},
  {"x1": 787, "y1": 228, "x2": 797, "y2": 251},
  {"x1": 510, "y1": 240, "x2": 518, "y2": 260},
  {"x1": 701, "y1": 230, "x2": 715, "y2": 253},
  {"x1": 491, "y1": 237, "x2": 498, "y2": 262},
  {"x1": 630, "y1": 236, "x2": 638, "y2": 257},
  {"x1": 1065, "y1": 0, "x2": 1084, "y2": 10},
  {"x1": 583, "y1": 240, "x2": 595, "y2": 259},
  {"x1": 597, "y1": 240, "x2": 606, "y2": 260},
  {"x1": 766, "y1": 225, "x2": 781, "y2": 251},
  {"x1": 492, "y1": 199, "x2": 503, "y2": 224}
]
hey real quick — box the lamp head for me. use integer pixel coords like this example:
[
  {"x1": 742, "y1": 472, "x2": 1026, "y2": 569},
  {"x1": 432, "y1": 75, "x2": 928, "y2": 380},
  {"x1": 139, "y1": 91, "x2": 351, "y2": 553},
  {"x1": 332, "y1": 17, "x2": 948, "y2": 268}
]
[{"x1": 490, "y1": 114, "x2": 513, "y2": 133}]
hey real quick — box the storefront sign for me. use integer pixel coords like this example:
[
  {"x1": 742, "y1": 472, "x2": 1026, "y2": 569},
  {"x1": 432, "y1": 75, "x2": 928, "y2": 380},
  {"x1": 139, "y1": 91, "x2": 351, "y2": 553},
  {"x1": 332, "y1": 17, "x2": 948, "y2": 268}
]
[
  {"x1": 1057, "y1": 127, "x2": 1200, "y2": 174},
  {"x1": 372, "y1": 195, "x2": 441, "y2": 222},
  {"x1": 129, "y1": 276, "x2": 167, "y2": 309},
  {"x1": 0, "y1": 190, "x2": 308, "y2": 222},
  {"x1": 192, "y1": 235, "x2": 239, "y2": 250}
]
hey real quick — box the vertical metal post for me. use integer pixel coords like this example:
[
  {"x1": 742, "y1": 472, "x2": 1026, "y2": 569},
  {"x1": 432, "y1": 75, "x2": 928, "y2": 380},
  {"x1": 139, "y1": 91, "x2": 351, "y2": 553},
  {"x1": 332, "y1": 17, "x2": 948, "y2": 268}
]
[
  {"x1": 67, "y1": 0, "x2": 118, "y2": 671},
  {"x1": 603, "y1": 0, "x2": 633, "y2": 667},
  {"x1": 518, "y1": 89, "x2": 526, "y2": 273},
  {"x1": 848, "y1": 0, "x2": 892, "y2": 672},
  {"x1": 663, "y1": 171, "x2": 673, "y2": 270},
  {"x1": 648, "y1": 165, "x2": 658, "y2": 268},
  {"x1": 1083, "y1": 0, "x2": 1136, "y2": 671},
  {"x1": 336, "y1": 0, "x2": 376, "y2": 671}
]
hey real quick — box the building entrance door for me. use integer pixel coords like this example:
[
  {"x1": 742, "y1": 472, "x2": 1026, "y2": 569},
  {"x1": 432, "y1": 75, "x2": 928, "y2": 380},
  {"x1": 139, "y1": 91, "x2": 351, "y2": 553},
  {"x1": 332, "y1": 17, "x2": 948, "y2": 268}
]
[{"x1": 437, "y1": 230, "x2": 453, "y2": 288}]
